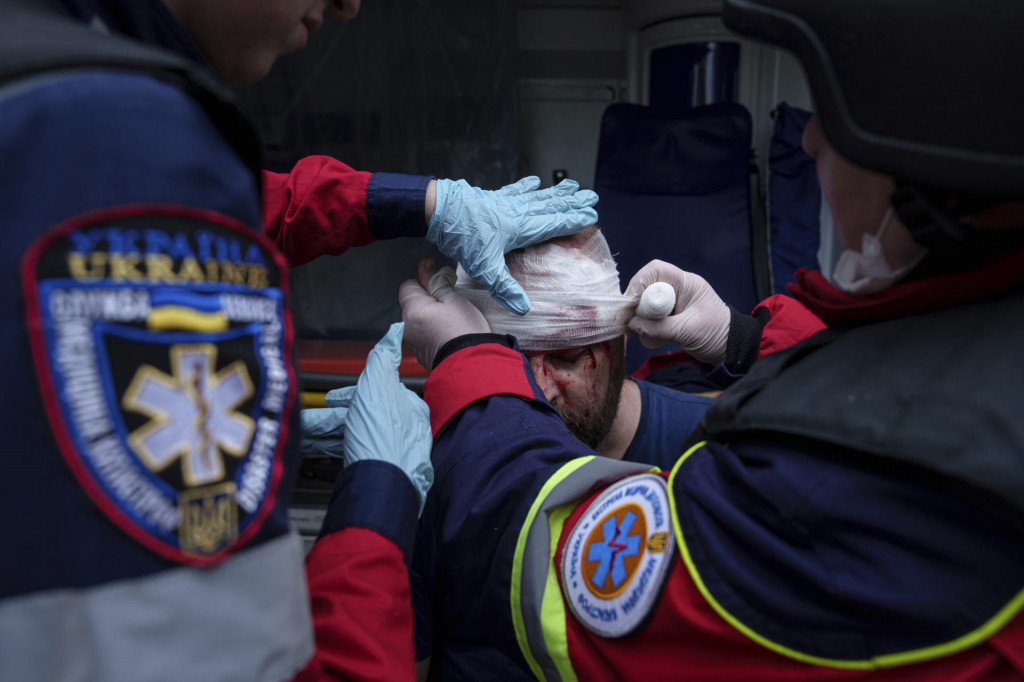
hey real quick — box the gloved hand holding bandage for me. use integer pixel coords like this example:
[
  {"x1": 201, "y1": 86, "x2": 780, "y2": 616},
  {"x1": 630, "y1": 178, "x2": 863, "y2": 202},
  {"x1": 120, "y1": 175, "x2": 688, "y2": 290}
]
[
  {"x1": 635, "y1": 281, "x2": 676, "y2": 319},
  {"x1": 427, "y1": 176, "x2": 599, "y2": 316},
  {"x1": 400, "y1": 259, "x2": 491, "y2": 371},
  {"x1": 626, "y1": 259, "x2": 731, "y2": 365}
]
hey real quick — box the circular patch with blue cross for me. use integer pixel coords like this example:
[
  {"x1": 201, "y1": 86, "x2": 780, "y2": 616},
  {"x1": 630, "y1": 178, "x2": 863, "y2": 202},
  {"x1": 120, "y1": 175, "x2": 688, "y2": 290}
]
[
  {"x1": 21, "y1": 205, "x2": 297, "y2": 566},
  {"x1": 562, "y1": 473, "x2": 675, "y2": 638}
]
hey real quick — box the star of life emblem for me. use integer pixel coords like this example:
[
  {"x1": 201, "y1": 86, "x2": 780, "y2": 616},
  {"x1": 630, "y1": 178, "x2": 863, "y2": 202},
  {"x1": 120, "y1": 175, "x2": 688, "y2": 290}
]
[
  {"x1": 23, "y1": 207, "x2": 296, "y2": 564},
  {"x1": 562, "y1": 473, "x2": 675, "y2": 638},
  {"x1": 124, "y1": 344, "x2": 255, "y2": 488}
]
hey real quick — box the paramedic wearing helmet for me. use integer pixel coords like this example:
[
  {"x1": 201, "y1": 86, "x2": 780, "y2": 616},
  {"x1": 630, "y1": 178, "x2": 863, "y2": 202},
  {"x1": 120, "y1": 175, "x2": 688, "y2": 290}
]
[
  {"x1": 1, "y1": 0, "x2": 594, "y2": 681},
  {"x1": 397, "y1": 0, "x2": 1024, "y2": 678}
]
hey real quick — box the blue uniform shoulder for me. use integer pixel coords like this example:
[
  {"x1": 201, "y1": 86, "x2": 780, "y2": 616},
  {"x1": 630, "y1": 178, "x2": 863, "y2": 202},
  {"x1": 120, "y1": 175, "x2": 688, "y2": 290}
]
[
  {"x1": 424, "y1": 393, "x2": 585, "y2": 676},
  {"x1": 673, "y1": 436, "x2": 1024, "y2": 663},
  {"x1": 0, "y1": 68, "x2": 260, "y2": 244}
]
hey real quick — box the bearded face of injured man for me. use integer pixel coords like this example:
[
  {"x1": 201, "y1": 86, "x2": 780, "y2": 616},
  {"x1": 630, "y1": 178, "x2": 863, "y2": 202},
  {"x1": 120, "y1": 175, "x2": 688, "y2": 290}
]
[
  {"x1": 454, "y1": 226, "x2": 703, "y2": 461},
  {"x1": 455, "y1": 226, "x2": 629, "y2": 451},
  {"x1": 525, "y1": 339, "x2": 626, "y2": 449}
]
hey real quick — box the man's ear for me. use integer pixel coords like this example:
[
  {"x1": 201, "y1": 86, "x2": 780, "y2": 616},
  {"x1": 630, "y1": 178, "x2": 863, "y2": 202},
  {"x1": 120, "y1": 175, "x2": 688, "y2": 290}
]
[{"x1": 525, "y1": 354, "x2": 559, "y2": 405}]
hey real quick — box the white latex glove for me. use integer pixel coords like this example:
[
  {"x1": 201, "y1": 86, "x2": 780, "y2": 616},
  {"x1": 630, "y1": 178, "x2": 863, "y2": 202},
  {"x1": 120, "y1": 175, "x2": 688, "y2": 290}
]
[
  {"x1": 399, "y1": 257, "x2": 491, "y2": 370},
  {"x1": 625, "y1": 259, "x2": 731, "y2": 365}
]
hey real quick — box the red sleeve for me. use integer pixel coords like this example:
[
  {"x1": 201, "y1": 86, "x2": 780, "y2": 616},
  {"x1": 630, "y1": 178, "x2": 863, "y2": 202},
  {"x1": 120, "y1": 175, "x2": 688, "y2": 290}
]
[
  {"x1": 753, "y1": 294, "x2": 827, "y2": 358},
  {"x1": 294, "y1": 527, "x2": 415, "y2": 682},
  {"x1": 262, "y1": 156, "x2": 375, "y2": 267}
]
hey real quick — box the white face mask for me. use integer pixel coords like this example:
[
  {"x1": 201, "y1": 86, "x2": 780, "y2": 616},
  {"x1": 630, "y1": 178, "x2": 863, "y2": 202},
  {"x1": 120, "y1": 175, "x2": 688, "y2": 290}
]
[{"x1": 831, "y1": 209, "x2": 928, "y2": 295}]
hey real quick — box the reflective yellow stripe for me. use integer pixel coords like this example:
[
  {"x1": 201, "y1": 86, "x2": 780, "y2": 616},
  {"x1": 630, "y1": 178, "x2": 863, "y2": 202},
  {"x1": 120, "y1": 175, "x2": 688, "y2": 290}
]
[
  {"x1": 668, "y1": 441, "x2": 1024, "y2": 669},
  {"x1": 512, "y1": 456, "x2": 594, "y2": 682},
  {"x1": 540, "y1": 502, "x2": 579, "y2": 682}
]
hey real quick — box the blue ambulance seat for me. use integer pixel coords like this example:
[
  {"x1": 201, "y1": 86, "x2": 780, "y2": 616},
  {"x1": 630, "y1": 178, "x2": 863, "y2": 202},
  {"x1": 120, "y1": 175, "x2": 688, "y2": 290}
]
[
  {"x1": 768, "y1": 102, "x2": 821, "y2": 293},
  {"x1": 593, "y1": 102, "x2": 764, "y2": 372}
]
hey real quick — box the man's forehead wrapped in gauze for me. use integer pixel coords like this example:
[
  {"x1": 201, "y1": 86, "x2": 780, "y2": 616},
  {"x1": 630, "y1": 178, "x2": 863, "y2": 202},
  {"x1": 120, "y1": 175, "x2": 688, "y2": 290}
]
[{"x1": 455, "y1": 227, "x2": 637, "y2": 351}]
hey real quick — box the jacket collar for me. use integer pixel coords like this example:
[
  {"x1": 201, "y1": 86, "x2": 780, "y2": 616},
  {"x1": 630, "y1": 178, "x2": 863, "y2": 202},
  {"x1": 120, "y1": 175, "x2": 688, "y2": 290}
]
[
  {"x1": 788, "y1": 246, "x2": 1024, "y2": 325},
  {"x1": 51, "y1": 0, "x2": 209, "y2": 68}
]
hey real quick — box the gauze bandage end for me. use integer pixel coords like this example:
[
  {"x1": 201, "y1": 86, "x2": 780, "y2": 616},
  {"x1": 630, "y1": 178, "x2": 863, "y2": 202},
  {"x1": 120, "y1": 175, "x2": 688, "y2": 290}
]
[
  {"x1": 636, "y1": 282, "x2": 675, "y2": 319},
  {"x1": 455, "y1": 228, "x2": 638, "y2": 352}
]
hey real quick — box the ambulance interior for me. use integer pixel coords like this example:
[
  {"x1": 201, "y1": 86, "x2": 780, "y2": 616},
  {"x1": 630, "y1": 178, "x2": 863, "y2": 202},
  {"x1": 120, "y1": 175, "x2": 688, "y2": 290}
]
[{"x1": 239, "y1": 0, "x2": 829, "y2": 547}]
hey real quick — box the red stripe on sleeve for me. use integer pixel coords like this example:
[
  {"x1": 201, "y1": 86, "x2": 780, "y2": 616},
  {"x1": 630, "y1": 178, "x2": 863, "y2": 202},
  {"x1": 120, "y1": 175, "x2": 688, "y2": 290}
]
[{"x1": 423, "y1": 344, "x2": 536, "y2": 437}]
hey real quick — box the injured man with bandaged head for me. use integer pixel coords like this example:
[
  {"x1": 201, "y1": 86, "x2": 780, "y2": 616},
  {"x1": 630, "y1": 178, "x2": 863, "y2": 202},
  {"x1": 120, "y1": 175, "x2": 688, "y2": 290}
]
[
  {"x1": 450, "y1": 226, "x2": 710, "y2": 464},
  {"x1": 402, "y1": 227, "x2": 713, "y2": 682}
]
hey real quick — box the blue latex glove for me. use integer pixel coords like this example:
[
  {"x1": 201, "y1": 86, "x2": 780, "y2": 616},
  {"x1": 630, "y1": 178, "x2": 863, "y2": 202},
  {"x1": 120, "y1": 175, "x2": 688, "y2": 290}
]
[
  {"x1": 427, "y1": 176, "x2": 599, "y2": 315},
  {"x1": 299, "y1": 386, "x2": 356, "y2": 457},
  {"x1": 342, "y1": 322, "x2": 433, "y2": 512}
]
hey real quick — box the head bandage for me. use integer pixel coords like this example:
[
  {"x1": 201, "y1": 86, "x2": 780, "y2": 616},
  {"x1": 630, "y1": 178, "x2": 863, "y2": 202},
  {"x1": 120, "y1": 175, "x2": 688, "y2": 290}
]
[{"x1": 455, "y1": 228, "x2": 638, "y2": 351}]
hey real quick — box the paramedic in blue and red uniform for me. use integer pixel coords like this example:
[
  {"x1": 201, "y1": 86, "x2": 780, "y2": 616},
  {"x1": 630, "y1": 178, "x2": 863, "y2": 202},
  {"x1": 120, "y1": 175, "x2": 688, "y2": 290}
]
[
  {"x1": 1, "y1": 0, "x2": 596, "y2": 680},
  {"x1": 408, "y1": 228, "x2": 716, "y2": 681},
  {"x1": 397, "y1": 0, "x2": 1024, "y2": 679}
]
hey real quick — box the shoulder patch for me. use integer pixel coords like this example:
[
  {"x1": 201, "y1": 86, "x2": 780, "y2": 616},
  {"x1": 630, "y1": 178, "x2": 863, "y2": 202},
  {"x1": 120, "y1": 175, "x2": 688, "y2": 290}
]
[
  {"x1": 562, "y1": 473, "x2": 675, "y2": 638},
  {"x1": 21, "y1": 204, "x2": 295, "y2": 566}
]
